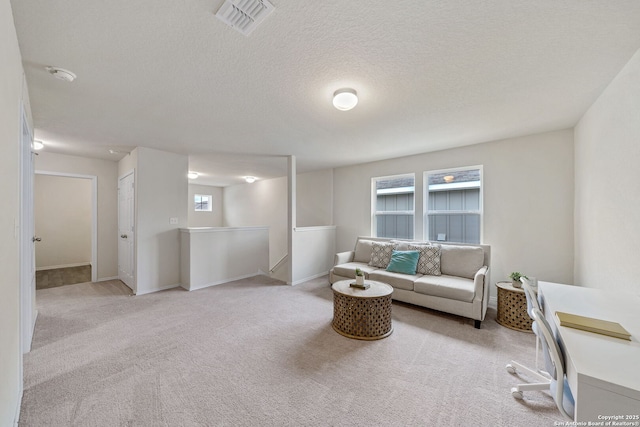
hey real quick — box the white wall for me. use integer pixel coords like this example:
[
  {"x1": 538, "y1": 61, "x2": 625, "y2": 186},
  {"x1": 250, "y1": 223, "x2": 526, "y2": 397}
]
[
  {"x1": 224, "y1": 176, "x2": 287, "y2": 270},
  {"x1": 292, "y1": 226, "x2": 336, "y2": 285},
  {"x1": 188, "y1": 184, "x2": 223, "y2": 227},
  {"x1": 36, "y1": 152, "x2": 119, "y2": 280},
  {"x1": 334, "y1": 129, "x2": 575, "y2": 294},
  {"x1": 0, "y1": 0, "x2": 30, "y2": 424},
  {"x1": 574, "y1": 48, "x2": 640, "y2": 292},
  {"x1": 133, "y1": 147, "x2": 188, "y2": 295},
  {"x1": 297, "y1": 169, "x2": 333, "y2": 226},
  {"x1": 34, "y1": 175, "x2": 92, "y2": 269},
  {"x1": 180, "y1": 227, "x2": 269, "y2": 290},
  {"x1": 223, "y1": 169, "x2": 334, "y2": 272}
]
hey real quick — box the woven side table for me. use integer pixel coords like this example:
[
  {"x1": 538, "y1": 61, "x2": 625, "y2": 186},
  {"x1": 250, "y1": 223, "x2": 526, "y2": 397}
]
[
  {"x1": 331, "y1": 280, "x2": 393, "y2": 340},
  {"x1": 496, "y1": 281, "x2": 533, "y2": 333}
]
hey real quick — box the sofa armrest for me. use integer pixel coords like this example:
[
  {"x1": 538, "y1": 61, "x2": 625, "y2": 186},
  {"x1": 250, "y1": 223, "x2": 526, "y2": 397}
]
[
  {"x1": 473, "y1": 265, "x2": 489, "y2": 299},
  {"x1": 334, "y1": 251, "x2": 355, "y2": 266},
  {"x1": 473, "y1": 266, "x2": 490, "y2": 321}
]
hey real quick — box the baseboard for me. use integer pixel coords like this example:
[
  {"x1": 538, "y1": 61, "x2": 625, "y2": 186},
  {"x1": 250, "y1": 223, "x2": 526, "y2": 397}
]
[
  {"x1": 185, "y1": 272, "x2": 263, "y2": 291},
  {"x1": 36, "y1": 262, "x2": 91, "y2": 271},
  {"x1": 97, "y1": 276, "x2": 119, "y2": 282},
  {"x1": 134, "y1": 283, "x2": 180, "y2": 296},
  {"x1": 288, "y1": 271, "x2": 329, "y2": 286}
]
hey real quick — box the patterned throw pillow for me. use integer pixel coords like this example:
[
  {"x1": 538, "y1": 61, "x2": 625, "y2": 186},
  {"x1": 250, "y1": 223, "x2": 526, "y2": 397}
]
[
  {"x1": 369, "y1": 242, "x2": 396, "y2": 268},
  {"x1": 408, "y1": 244, "x2": 442, "y2": 276}
]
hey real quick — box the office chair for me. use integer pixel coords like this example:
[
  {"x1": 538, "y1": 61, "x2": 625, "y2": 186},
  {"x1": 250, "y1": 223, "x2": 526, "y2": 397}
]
[
  {"x1": 528, "y1": 308, "x2": 575, "y2": 419},
  {"x1": 506, "y1": 277, "x2": 548, "y2": 383}
]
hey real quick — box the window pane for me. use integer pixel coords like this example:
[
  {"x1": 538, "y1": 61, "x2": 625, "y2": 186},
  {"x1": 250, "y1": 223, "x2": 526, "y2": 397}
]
[
  {"x1": 428, "y1": 169, "x2": 480, "y2": 186},
  {"x1": 377, "y1": 214, "x2": 414, "y2": 239},
  {"x1": 373, "y1": 174, "x2": 415, "y2": 239},
  {"x1": 425, "y1": 167, "x2": 482, "y2": 244},
  {"x1": 427, "y1": 213, "x2": 480, "y2": 244},
  {"x1": 194, "y1": 194, "x2": 212, "y2": 212}
]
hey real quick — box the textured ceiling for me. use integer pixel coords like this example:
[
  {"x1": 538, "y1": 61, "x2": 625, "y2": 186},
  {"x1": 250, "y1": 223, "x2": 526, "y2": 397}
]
[{"x1": 11, "y1": 0, "x2": 640, "y2": 186}]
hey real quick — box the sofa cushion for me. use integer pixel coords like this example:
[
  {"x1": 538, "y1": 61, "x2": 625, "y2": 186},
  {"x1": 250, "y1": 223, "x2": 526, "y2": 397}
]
[
  {"x1": 392, "y1": 240, "x2": 430, "y2": 251},
  {"x1": 368, "y1": 241, "x2": 397, "y2": 268},
  {"x1": 369, "y1": 270, "x2": 421, "y2": 291},
  {"x1": 332, "y1": 262, "x2": 377, "y2": 279},
  {"x1": 414, "y1": 274, "x2": 476, "y2": 302},
  {"x1": 440, "y1": 245, "x2": 484, "y2": 279},
  {"x1": 354, "y1": 239, "x2": 375, "y2": 263},
  {"x1": 408, "y1": 244, "x2": 442, "y2": 276},
  {"x1": 386, "y1": 250, "x2": 420, "y2": 275}
]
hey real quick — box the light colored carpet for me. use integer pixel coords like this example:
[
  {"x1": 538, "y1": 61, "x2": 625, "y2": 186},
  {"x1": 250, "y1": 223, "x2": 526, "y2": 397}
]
[{"x1": 20, "y1": 276, "x2": 563, "y2": 426}]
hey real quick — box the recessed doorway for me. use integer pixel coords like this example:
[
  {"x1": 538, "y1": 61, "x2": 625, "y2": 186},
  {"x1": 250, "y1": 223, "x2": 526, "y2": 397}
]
[{"x1": 34, "y1": 171, "x2": 98, "y2": 288}]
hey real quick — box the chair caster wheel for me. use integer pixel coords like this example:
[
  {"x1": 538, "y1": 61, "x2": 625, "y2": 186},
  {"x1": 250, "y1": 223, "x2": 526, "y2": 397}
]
[
  {"x1": 506, "y1": 364, "x2": 516, "y2": 374},
  {"x1": 511, "y1": 388, "x2": 523, "y2": 399}
]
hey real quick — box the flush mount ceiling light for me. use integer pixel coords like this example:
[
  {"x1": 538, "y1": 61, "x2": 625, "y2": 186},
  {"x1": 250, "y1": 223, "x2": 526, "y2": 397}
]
[
  {"x1": 333, "y1": 88, "x2": 358, "y2": 111},
  {"x1": 45, "y1": 66, "x2": 77, "y2": 82},
  {"x1": 32, "y1": 140, "x2": 44, "y2": 150},
  {"x1": 187, "y1": 171, "x2": 199, "y2": 180},
  {"x1": 244, "y1": 176, "x2": 257, "y2": 183},
  {"x1": 443, "y1": 175, "x2": 455, "y2": 183}
]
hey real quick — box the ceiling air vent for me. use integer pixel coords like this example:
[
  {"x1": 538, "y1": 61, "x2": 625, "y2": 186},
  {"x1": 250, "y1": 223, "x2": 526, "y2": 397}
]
[{"x1": 215, "y1": 0, "x2": 275, "y2": 36}]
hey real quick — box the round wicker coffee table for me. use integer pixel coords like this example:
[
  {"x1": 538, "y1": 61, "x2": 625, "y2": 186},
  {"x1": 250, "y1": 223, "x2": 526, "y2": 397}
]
[{"x1": 331, "y1": 280, "x2": 394, "y2": 340}]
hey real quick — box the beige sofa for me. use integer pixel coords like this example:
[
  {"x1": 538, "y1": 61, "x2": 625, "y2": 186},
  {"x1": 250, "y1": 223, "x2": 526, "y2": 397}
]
[{"x1": 329, "y1": 236, "x2": 491, "y2": 328}]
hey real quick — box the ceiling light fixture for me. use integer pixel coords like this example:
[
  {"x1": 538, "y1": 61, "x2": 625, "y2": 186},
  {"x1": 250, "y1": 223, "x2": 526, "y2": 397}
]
[
  {"x1": 45, "y1": 66, "x2": 77, "y2": 82},
  {"x1": 333, "y1": 88, "x2": 358, "y2": 111},
  {"x1": 244, "y1": 176, "x2": 256, "y2": 183},
  {"x1": 32, "y1": 140, "x2": 44, "y2": 150},
  {"x1": 108, "y1": 149, "x2": 121, "y2": 155},
  {"x1": 187, "y1": 171, "x2": 199, "y2": 180},
  {"x1": 443, "y1": 175, "x2": 455, "y2": 183}
]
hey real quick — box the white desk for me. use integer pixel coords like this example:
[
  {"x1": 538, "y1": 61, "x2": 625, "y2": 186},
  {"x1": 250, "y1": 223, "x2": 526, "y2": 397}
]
[{"x1": 538, "y1": 281, "x2": 640, "y2": 422}]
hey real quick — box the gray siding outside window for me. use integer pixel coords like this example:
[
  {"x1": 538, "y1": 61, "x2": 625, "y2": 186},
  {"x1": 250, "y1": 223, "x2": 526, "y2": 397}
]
[
  {"x1": 376, "y1": 193, "x2": 414, "y2": 239},
  {"x1": 425, "y1": 167, "x2": 482, "y2": 244},
  {"x1": 373, "y1": 174, "x2": 415, "y2": 239}
]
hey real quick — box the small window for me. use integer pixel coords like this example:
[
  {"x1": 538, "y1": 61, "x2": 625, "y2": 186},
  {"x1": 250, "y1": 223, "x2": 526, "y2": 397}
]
[
  {"x1": 372, "y1": 174, "x2": 415, "y2": 239},
  {"x1": 424, "y1": 166, "x2": 482, "y2": 244},
  {"x1": 194, "y1": 194, "x2": 212, "y2": 212}
]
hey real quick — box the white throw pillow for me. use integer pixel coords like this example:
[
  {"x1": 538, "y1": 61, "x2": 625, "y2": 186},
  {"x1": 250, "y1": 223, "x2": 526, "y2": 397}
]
[
  {"x1": 440, "y1": 245, "x2": 484, "y2": 279},
  {"x1": 354, "y1": 239, "x2": 375, "y2": 263}
]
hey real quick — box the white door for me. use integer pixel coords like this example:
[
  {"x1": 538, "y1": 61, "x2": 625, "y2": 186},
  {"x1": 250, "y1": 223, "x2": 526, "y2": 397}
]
[
  {"x1": 118, "y1": 172, "x2": 135, "y2": 292},
  {"x1": 20, "y1": 105, "x2": 35, "y2": 353}
]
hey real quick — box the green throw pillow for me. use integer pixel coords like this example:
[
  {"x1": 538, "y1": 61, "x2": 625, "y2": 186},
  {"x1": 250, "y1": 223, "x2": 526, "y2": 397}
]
[{"x1": 386, "y1": 250, "x2": 420, "y2": 275}]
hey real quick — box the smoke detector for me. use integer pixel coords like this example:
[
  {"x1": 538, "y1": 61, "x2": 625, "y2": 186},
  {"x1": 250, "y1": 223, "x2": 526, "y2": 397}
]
[
  {"x1": 45, "y1": 66, "x2": 76, "y2": 82},
  {"x1": 215, "y1": 0, "x2": 275, "y2": 36}
]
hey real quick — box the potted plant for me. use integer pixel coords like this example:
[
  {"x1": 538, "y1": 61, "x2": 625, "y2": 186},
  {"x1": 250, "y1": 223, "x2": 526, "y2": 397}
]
[
  {"x1": 509, "y1": 272, "x2": 527, "y2": 288},
  {"x1": 355, "y1": 268, "x2": 365, "y2": 286}
]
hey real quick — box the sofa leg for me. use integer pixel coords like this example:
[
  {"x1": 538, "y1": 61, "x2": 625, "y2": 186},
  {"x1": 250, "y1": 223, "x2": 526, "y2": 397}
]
[{"x1": 474, "y1": 320, "x2": 481, "y2": 329}]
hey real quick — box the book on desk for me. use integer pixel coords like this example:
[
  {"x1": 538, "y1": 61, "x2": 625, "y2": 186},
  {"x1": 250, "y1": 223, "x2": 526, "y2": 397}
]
[{"x1": 555, "y1": 311, "x2": 632, "y2": 340}]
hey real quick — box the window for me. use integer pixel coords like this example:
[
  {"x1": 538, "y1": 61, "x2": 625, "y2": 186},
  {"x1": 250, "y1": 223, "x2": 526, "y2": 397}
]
[
  {"x1": 194, "y1": 194, "x2": 212, "y2": 212},
  {"x1": 424, "y1": 166, "x2": 482, "y2": 244},
  {"x1": 372, "y1": 174, "x2": 415, "y2": 239}
]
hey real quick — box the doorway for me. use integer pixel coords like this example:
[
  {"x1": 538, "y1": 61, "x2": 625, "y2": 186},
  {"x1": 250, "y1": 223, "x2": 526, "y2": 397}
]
[{"x1": 34, "y1": 171, "x2": 98, "y2": 289}]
